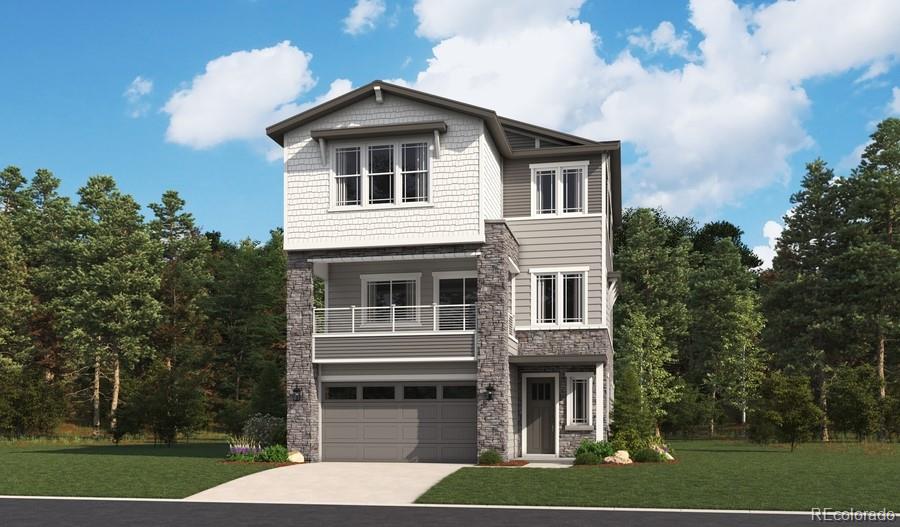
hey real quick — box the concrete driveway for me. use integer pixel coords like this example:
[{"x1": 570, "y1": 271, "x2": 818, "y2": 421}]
[{"x1": 185, "y1": 463, "x2": 467, "y2": 505}]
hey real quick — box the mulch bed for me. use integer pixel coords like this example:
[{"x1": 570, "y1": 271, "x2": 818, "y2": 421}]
[
  {"x1": 219, "y1": 460, "x2": 294, "y2": 467},
  {"x1": 478, "y1": 460, "x2": 530, "y2": 467}
]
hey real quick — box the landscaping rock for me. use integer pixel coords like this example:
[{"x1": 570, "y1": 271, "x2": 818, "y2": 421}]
[
  {"x1": 288, "y1": 451, "x2": 305, "y2": 464},
  {"x1": 652, "y1": 445, "x2": 676, "y2": 461},
  {"x1": 603, "y1": 450, "x2": 633, "y2": 464}
]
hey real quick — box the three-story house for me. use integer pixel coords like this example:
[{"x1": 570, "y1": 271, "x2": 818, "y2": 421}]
[{"x1": 266, "y1": 81, "x2": 621, "y2": 462}]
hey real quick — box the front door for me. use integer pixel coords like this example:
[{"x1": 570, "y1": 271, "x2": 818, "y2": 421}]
[{"x1": 526, "y1": 378, "x2": 554, "y2": 454}]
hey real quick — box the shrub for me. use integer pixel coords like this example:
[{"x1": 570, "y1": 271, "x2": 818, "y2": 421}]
[
  {"x1": 632, "y1": 447, "x2": 666, "y2": 463},
  {"x1": 610, "y1": 428, "x2": 659, "y2": 454},
  {"x1": 610, "y1": 364, "x2": 656, "y2": 452},
  {"x1": 749, "y1": 371, "x2": 822, "y2": 451},
  {"x1": 227, "y1": 435, "x2": 262, "y2": 461},
  {"x1": 576, "y1": 439, "x2": 614, "y2": 459},
  {"x1": 218, "y1": 399, "x2": 249, "y2": 437},
  {"x1": 255, "y1": 444, "x2": 289, "y2": 463},
  {"x1": 242, "y1": 413, "x2": 286, "y2": 448},
  {"x1": 249, "y1": 361, "x2": 286, "y2": 418},
  {"x1": 0, "y1": 366, "x2": 66, "y2": 438},
  {"x1": 478, "y1": 449, "x2": 503, "y2": 465},
  {"x1": 574, "y1": 452, "x2": 602, "y2": 465},
  {"x1": 828, "y1": 365, "x2": 882, "y2": 440}
]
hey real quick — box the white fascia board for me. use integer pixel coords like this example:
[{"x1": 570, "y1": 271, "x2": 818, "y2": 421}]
[{"x1": 284, "y1": 234, "x2": 485, "y2": 252}]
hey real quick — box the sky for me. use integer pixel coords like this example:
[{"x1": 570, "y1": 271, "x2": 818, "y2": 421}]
[{"x1": 1, "y1": 0, "x2": 898, "y2": 268}]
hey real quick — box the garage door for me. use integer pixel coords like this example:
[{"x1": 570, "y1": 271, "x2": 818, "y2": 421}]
[{"x1": 322, "y1": 383, "x2": 476, "y2": 462}]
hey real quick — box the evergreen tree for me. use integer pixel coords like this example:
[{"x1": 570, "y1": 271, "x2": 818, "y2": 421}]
[
  {"x1": 0, "y1": 213, "x2": 31, "y2": 368},
  {"x1": 54, "y1": 176, "x2": 162, "y2": 435},
  {"x1": 691, "y1": 220, "x2": 762, "y2": 269}
]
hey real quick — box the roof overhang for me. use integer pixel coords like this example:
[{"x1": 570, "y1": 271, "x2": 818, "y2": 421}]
[{"x1": 310, "y1": 121, "x2": 447, "y2": 141}]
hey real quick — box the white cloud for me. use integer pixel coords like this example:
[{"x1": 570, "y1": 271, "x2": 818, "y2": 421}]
[
  {"x1": 627, "y1": 21, "x2": 698, "y2": 60},
  {"x1": 343, "y1": 0, "x2": 386, "y2": 35},
  {"x1": 891, "y1": 86, "x2": 900, "y2": 115},
  {"x1": 163, "y1": 41, "x2": 317, "y2": 150},
  {"x1": 123, "y1": 76, "x2": 153, "y2": 118},
  {"x1": 752, "y1": 219, "x2": 784, "y2": 270},
  {"x1": 402, "y1": 0, "x2": 900, "y2": 215},
  {"x1": 855, "y1": 59, "x2": 891, "y2": 84}
]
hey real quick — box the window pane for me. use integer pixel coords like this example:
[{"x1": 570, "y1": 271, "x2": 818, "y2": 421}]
[
  {"x1": 401, "y1": 143, "x2": 427, "y2": 172},
  {"x1": 563, "y1": 273, "x2": 584, "y2": 323},
  {"x1": 369, "y1": 174, "x2": 393, "y2": 204},
  {"x1": 362, "y1": 386, "x2": 396, "y2": 399},
  {"x1": 336, "y1": 175, "x2": 360, "y2": 206},
  {"x1": 572, "y1": 379, "x2": 588, "y2": 424},
  {"x1": 442, "y1": 385, "x2": 476, "y2": 399},
  {"x1": 463, "y1": 278, "x2": 478, "y2": 304},
  {"x1": 563, "y1": 168, "x2": 583, "y2": 213},
  {"x1": 392, "y1": 280, "x2": 415, "y2": 306},
  {"x1": 367, "y1": 281, "x2": 392, "y2": 308},
  {"x1": 368, "y1": 145, "x2": 393, "y2": 174},
  {"x1": 404, "y1": 385, "x2": 437, "y2": 399},
  {"x1": 536, "y1": 170, "x2": 556, "y2": 214},
  {"x1": 438, "y1": 278, "x2": 464, "y2": 305},
  {"x1": 402, "y1": 172, "x2": 428, "y2": 202},
  {"x1": 336, "y1": 147, "x2": 360, "y2": 176},
  {"x1": 326, "y1": 386, "x2": 357, "y2": 400},
  {"x1": 536, "y1": 274, "x2": 556, "y2": 324}
]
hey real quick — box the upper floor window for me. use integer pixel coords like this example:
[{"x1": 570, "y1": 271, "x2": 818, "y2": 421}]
[
  {"x1": 531, "y1": 267, "x2": 588, "y2": 326},
  {"x1": 530, "y1": 161, "x2": 588, "y2": 216},
  {"x1": 335, "y1": 147, "x2": 361, "y2": 206},
  {"x1": 333, "y1": 140, "x2": 430, "y2": 209}
]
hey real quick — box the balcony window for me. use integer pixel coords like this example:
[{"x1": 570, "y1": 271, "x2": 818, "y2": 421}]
[
  {"x1": 367, "y1": 145, "x2": 394, "y2": 204},
  {"x1": 401, "y1": 142, "x2": 429, "y2": 203},
  {"x1": 335, "y1": 147, "x2": 361, "y2": 206}
]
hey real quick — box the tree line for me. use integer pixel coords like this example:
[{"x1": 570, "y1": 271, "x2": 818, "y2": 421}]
[
  {"x1": 0, "y1": 169, "x2": 288, "y2": 441},
  {"x1": 612, "y1": 118, "x2": 900, "y2": 445}
]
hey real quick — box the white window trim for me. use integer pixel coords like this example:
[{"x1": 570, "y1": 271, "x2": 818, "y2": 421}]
[
  {"x1": 529, "y1": 267, "x2": 589, "y2": 328},
  {"x1": 359, "y1": 272, "x2": 422, "y2": 308},
  {"x1": 566, "y1": 372, "x2": 593, "y2": 430},
  {"x1": 521, "y1": 372, "x2": 560, "y2": 457},
  {"x1": 431, "y1": 271, "x2": 478, "y2": 305},
  {"x1": 329, "y1": 136, "x2": 433, "y2": 211},
  {"x1": 529, "y1": 161, "x2": 589, "y2": 217}
]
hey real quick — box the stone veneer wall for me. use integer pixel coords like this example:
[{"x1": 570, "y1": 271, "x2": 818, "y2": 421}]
[
  {"x1": 286, "y1": 241, "x2": 486, "y2": 461},
  {"x1": 516, "y1": 328, "x2": 612, "y2": 358},
  {"x1": 475, "y1": 221, "x2": 519, "y2": 460}
]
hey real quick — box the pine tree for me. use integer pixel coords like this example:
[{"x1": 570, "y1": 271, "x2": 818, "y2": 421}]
[{"x1": 0, "y1": 213, "x2": 31, "y2": 368}]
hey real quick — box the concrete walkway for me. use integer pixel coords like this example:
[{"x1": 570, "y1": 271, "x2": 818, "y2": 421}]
[{"x1": 185, "y1": 463, "x2": 467, "y2": 505}]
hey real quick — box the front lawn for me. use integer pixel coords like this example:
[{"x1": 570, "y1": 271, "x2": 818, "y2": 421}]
[
  {"x1": 417, "y1": 440, "x2": 900, "y2": 511},
  {"x1": 0, "y1": 441, "x2": 274, "y2": 498}
]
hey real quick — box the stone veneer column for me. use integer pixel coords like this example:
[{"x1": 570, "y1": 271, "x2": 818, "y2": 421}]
[
  {"x1": 476, "y1": 221, "x2": 518, "y2": 460},
  {"x1": 285, "y1": 252, "x2": 320, "y2": 461}
]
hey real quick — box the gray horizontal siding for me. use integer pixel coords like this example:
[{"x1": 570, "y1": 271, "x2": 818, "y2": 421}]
[
  {"x1": 505, "y1": 130, "x2": 536, "y2": 150},
  {"x1": 314, "y1": 334, "x2": 475, "y2": 360},
  {"x1": 508, "y1": 216, "x2": 605, "y2": 326},
  {"x1": 320, "y1": 362, "x2": 476, "y2": 377},
  {"x1": 327, "y1": 258, "x2": 476, "y2": 308},
  {"x1": 503, "y1": 153, "x2": 606, "y2": 217}
]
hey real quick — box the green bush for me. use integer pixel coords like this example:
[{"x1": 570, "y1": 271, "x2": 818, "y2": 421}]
[
  {"x1": 0, "y1": 366, "x2": 66, "y2": 438},
  {"x1": 610, "y1": 428, "x2": 658, "y2": 454},
  {"x1": 632, "y1": 447, "x2": 666, "y2": 463},
  {"x1": 828, "y1": 365, "x2": 882, "y2": 440},
  {"x1": 255, "y1": 444, "x2": 289, "y2": 463},
  {"x1": 576, "y1": 439, "x2": 614, "y2": 458},
  {"x1": 749, "y1": 371, "x2": 823, "y2": 450},
  {"x1": 478, "y1": 449, "x2": 503, "y2": 465},
  {"x1": 242, "y1": 413, "x2": 286, "y2": 448},
  {"x1": 574, "y1": 452, "x2": 602, "y2": 465}
]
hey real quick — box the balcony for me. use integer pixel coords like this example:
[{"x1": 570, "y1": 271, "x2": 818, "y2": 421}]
[{"x1": 312, "y1": 304, "x2": 477, "y2": 362}]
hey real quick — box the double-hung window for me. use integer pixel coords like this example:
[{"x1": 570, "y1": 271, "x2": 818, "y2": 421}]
[
  {"x1": 531, "y1": 162, "x2": 588, "y2": 216},
  {"x1": 367, "y1": 145, "x2": 394, "y2": 204},
  {"x1": 401, "y1": 142, "x2": 429, "y2": 202},
  {"x1": 334, "y1": 141, "x2": 430, "y2": 208},
  {"x1": 335, "y1": 147, "x2": 361, "y2": 206},
  {"x1": 531, "y1": 268, "x2": 587, "y2": 326},
  {"x1": 566, "y1": 372, "x2": 593, "y2": 428}
]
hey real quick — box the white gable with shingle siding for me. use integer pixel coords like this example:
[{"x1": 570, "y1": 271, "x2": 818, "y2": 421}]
[{"x1": 282, "y1": 93, "x2": 500, "y2": 251}]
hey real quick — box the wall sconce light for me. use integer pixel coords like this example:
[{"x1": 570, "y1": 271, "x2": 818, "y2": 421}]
[
  {"x1": 484, "y1": 385, "x2": 495, "y2": 401},
  {"x1": 291, "y1": 387, "x2": 302, "y2": 402}
]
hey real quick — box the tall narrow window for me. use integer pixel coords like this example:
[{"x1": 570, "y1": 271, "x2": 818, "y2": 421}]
[
  {"x1": 567, "y1": 374, "x2": 592, "y2": 427},
  {"x1": 562, "y1": 273, "x2": 584, "y2": 323},
  {"x1": 401, "y1": 143, "x2": 428, "y2": 202},
  {"x1": 535, "y1": 169, "x2": 556, "y2": 214},
  {"x1": 335, "y1": 147, "x2": 361, "y2": 206},
  {"x1": 367, "y1": 145, "x2": 394, "y2": 204},
  {"x1": 562, "y1": 167, "x2": 584, "y2": 213},
  {"x1": 535, "y1": 274, "x2": 556, "y2": 324}
]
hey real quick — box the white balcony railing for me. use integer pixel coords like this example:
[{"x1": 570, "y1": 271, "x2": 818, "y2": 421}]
[
  {"x1": 314, "y1": 304, "x2": 477, "y2": 335},
  {"x1": 508, "y1": 311, "x2": 515, "y2": 337}
]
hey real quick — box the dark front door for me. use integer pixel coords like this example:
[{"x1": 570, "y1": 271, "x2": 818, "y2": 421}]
[{"x1": 526, "y1": 378, "x2": 554, "y2": 454}]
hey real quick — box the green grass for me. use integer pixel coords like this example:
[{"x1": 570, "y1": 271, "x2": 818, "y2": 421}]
[
  {"x1": 0, "y1": 441, "x2": 275, "y2": 498},
  {"x1": 417, "y1": 440, "x2": 900, "y2": 511}
]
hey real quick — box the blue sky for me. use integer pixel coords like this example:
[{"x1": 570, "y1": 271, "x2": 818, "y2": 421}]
[{"x1": 1, "y1": 0, "x2": 898, "y2": 266}]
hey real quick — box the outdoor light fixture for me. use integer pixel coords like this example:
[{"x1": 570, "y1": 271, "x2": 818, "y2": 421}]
[
  {"x1": 484, "y1": 385, "x2": 495, "y2": 401},
  {"x1": 291, "y1": 386, "x2": 302, "y2": 402}
]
